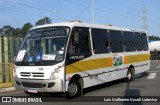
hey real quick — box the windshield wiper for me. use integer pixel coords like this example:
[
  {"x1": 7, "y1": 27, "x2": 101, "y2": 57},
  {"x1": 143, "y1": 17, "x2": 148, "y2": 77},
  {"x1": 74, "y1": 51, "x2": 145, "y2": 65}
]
[{"x1": 23, "y1": 30, "x2": 45, "y2": 62}]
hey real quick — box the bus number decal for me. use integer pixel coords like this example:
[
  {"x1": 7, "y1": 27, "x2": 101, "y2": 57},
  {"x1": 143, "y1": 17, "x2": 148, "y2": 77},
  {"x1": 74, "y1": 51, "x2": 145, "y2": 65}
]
[{"x1": 70, "y1": 55, "x2": 85, "y2": 60}]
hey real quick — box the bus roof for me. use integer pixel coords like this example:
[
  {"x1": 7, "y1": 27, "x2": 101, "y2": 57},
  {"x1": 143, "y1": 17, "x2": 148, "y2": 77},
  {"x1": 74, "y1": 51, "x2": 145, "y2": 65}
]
[{"x1": 30, "y1": 20, "x2": 146, "y2": 33}]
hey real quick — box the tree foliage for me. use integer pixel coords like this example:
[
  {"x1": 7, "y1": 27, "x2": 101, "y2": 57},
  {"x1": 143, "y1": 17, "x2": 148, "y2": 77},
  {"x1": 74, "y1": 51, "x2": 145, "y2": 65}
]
[
  {"x1": 148, "y1": 35, "x2": 160, "y2": 41},
  {"x1": 0, "y1": 23, "x2": 33, "y2": 37},
  {"x1": 0, "y1": 17, "x2": 52, "y2": 37},
  {"x1": 20, "y1": 23, "x2": 33, "y2": 37},
  {"x1": 0, "y1": 17, "x2": 51, "y2": 38},
  {"x1": 0, "y1": 25, "x2": 14, "y2": 36},
  {"x1": 35, "y1": 17, "x2": 51, "y2": 26},
  {"x1": 13, "y1": 28, "x2": 21, "y2": 37}
]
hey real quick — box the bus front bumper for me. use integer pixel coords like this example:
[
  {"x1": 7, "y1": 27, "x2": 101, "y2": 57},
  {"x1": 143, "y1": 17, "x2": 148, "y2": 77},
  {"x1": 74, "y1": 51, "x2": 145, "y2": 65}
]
[{"x1": 14, "y1": 78, "x2": 64, "y2": 93}]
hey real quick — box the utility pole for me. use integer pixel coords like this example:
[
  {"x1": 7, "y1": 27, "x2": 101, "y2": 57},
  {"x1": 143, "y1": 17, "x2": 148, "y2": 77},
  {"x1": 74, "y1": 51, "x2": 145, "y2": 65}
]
[
  {"x1": 143, "y1": 5, "x2": 148, "y2": 32},
  {"x1": 92, "y1": 0, "x2": 94, "y2": 24}
]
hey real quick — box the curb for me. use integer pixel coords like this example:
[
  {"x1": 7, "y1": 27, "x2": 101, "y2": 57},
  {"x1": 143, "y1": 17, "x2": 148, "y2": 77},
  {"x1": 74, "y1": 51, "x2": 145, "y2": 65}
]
[{"x1": 0, "y1": 87, "x2": 16, "y2": 93}]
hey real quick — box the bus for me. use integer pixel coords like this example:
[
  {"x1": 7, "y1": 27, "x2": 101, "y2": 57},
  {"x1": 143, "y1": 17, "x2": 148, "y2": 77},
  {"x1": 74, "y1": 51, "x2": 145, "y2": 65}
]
[{"x1": 14, "y1": 20, "x2": 150, "y2": 98}]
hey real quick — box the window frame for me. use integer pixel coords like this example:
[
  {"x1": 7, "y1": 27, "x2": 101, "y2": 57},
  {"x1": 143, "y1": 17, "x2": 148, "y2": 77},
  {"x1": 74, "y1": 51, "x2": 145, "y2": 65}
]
[
  {"x1": 134, "y1": 32, "x2": 143, "y2": 51},
  {"x1": 67, "y1": 27, "x2": 92, "y2": 55},
  {"x1": 109, "y1": 30, "x2": 124, "y2": 53},
  {"x1": 123, "y1": 31, "x2": 136, "y2": 52},
  {"x1": 91, "y1": 28, "x2": 110, "y2": 54},
  {"x1": 141, "y1": 33, "x2": 148, "y2": 51}
]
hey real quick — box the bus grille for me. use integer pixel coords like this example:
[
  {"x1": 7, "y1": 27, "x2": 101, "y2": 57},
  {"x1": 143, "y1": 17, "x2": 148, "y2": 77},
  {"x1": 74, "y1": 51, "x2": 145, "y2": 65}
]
[
  {"x1": 20, "y1": 72, "x2": 44, "y2": 77},
  {"x1": 21, "y1": 82, "x2": 44, "y2": 88}
]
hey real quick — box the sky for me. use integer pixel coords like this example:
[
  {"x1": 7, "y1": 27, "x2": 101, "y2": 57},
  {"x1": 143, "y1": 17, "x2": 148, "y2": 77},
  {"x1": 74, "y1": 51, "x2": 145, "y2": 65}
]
[{"x1": 0, "y1": 0, "x2": 159, "y2": 36}]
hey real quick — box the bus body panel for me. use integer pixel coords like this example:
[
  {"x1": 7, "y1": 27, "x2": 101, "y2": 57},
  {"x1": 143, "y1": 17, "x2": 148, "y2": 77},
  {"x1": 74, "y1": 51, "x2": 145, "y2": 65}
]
[
  {"x1": 14, "y1": 62, "x2": 66, "y2": 92},
  {"x1": 15, "y1": 78, "x2": 64, "y2": 92},
  {"x1": 65, "y1": 52, "x2": 150, "y2": 90}
]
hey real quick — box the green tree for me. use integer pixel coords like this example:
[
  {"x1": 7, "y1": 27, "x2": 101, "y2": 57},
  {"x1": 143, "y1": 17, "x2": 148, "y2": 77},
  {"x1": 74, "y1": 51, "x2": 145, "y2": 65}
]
[
  {"x1": 0, "y1": 28, "x2": 2, "y2": 33},
  {"x1": 13, "y1": 28, "x2": 21, "y2": 37},
  {"x1": 35, "y1": 17, "x2": 51, "y2": 26},
  {"x1": 0, "y1": 25, "x2": 14, "y2": 36},
  {"x1": 148, "y1": 35, "x2": 160, "y2": 41},
  {"x1": 20, "y1": 23, "x2": 33, "y2": 37}
]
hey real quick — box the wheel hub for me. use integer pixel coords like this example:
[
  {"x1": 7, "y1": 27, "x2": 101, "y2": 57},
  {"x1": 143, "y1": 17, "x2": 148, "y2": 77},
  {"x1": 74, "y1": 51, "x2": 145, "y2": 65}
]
[
  {"x1": 68, "y1": 83, "x2": 77, "y2": 96},
  {"x1": 127, "y1": 71, "x2": 132, "y2": 80}
]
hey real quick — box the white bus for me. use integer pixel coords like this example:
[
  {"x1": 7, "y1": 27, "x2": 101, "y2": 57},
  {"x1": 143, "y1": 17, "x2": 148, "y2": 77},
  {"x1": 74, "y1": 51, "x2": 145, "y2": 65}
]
[{"x1": 14, "y1": 21, "x2": 150, "y2": 98}]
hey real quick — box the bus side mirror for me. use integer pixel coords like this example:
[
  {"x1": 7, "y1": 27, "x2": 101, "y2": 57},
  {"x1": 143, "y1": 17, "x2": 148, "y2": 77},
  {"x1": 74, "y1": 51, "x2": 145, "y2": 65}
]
[{"x1": 73, "y1": 32, "x2": 79, "y2": 45}]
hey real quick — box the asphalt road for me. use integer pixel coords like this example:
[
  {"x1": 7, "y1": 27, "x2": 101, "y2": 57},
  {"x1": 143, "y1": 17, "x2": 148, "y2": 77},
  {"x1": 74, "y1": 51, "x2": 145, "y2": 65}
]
[{"x1": 0, "y1": 60, "x2": 160, "y2": 105}]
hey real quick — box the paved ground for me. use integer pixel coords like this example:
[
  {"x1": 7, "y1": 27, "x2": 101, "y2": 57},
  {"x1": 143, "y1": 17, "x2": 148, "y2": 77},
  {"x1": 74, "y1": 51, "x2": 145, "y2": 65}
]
[{"x1": 0, "y1": 60, "x2": 160, "y2": 105}]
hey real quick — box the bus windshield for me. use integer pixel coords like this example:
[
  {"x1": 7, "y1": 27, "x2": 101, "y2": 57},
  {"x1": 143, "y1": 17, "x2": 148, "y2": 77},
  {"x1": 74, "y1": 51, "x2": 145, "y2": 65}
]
[{"x1": 15, "y1": 26, "x2": 70, "y2": 65}]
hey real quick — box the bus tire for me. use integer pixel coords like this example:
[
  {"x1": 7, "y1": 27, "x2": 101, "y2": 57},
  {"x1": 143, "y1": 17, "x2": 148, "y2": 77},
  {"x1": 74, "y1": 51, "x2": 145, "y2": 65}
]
[
  {"x1": 66, "y1": 80, "x2": 82, "y2": 99},
  {"x1": 126, "y1": 68, "x2": 135, "y2": 82}
]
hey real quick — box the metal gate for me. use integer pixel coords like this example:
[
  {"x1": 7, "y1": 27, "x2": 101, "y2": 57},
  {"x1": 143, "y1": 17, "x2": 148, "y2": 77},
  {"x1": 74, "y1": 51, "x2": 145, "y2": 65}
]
[{"x1": 0, "y1": 63, "x2": 13, "y2": 88}]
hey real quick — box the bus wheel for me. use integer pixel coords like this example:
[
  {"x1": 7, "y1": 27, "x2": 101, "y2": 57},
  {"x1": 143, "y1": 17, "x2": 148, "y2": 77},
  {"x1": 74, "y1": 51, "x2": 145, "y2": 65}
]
[
  {"x1": 126, "y1": 68, "x2": 135, "y2": 82},
  {"x1": 66, "y1": 80, "x2": 81, "y2": 99}
]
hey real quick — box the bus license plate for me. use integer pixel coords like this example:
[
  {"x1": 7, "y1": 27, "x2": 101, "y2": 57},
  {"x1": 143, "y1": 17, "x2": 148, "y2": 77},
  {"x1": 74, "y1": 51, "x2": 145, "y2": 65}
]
[{"x1": 27, "y1": 89, "x2": 37, "y2": 93}]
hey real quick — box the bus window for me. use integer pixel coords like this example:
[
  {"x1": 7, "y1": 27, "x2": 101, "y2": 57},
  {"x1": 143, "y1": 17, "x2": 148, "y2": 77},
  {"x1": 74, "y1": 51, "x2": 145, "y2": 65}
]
[
  {"x1": 67, "y1": 27, "x2": 91, "y2": 55},
  {"x1": 109, "y1": 30, "x2": 123, "y2": 53},
  {"x1": 91, "y1": 28, "x2": 110, "y2": 54},
  {"x1": 134, "y1": 32, "x2": 143, "y2": 51},
  {"x1": 141, "y1": 33, "x2": 148, "y2": 51},
  {"x1": 123, "y1": 31, "x2": 136, "y2": 52}
]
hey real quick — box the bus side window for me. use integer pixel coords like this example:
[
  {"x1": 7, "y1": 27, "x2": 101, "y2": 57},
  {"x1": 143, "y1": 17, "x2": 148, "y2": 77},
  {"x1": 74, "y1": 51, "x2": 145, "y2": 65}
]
[
  {"x1": 68, "y1": 36, "x2": 78, "y2": 55},
  {"x1": 123, "y1": 31, "x2": 136, "y2": 52},
  {"x1": 67, "y1": 27, "x2": 91, "y2": 55},
  {"x1": 141, "y1": 33, "x2": 148, "y2": 51},
  {"x1": 91, "y1": 28, "x2": 110, "y2": 54},
  {"x1": 134, "y1": 32, "x2": 143, "y2": 51},
  {"x1": 109, "y1": 30, "x2": 123, "y2": 53}
]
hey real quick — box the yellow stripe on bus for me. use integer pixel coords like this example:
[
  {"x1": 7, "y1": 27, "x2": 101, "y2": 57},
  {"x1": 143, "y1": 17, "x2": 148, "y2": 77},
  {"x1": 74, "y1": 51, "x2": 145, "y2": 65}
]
[
  {"x1": 124, "y1": 54, "x2": 150, "y2": 64},
  {"x1": 66, "y1": 53, "x2": 150, "y2": 74},
  {"x1": 66, "y1": 58, "x2": 112, "y2": 74}
]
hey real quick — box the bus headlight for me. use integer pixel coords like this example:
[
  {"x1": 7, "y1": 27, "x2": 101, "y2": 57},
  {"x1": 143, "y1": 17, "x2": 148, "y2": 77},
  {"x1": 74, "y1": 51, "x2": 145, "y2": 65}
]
[
  {"x1": 13, "y1": 65, "x2": 17, "y2": 78},
  {"x1": 50, "y1": 72, "x2": 58, "y2": 80},
  {"x1": 50, "y1": 67, "x2": 61, "y2": 79},
  {"x1": 54, "y1": 68, "x2": 60, "y2": 73}
]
